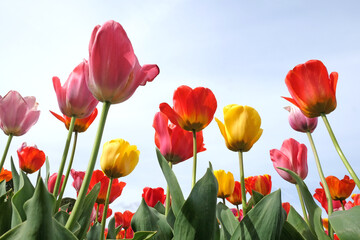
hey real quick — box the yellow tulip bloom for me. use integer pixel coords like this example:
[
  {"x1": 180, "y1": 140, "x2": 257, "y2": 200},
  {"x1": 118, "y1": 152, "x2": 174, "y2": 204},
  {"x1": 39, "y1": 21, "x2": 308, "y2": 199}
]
[
  {"x1": 100, "y1": 139, "x2": 140, "y2": 179},
  {"x1": 215, "y1": 105, "x2": 263, "y2": 152},
  {"x1": 214, "y1": 169, "x2": 235, "y2": 198}
]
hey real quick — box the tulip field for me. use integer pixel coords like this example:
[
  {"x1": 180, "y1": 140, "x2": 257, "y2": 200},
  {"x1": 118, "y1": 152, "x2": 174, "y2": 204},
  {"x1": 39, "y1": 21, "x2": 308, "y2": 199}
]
[{"x1": 1, "y1": 10, "x2": 360, "y2": 240}]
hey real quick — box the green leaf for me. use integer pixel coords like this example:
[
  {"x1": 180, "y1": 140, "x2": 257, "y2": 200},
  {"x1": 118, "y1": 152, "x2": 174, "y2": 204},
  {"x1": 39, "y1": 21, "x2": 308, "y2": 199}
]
[
  {"x1": 132, "y1": 198, "x2": 173, "y2": 240},
  {"x1": 60, "y1": 197, "x2": 76, "y2": 212},
  {"x1": 216, "y1": 203, "x2": 239, "y2": 240},
  {"x1": 53, "y1": 210, "x2": 80, "y2": 234},
  {"x1": 10, "y1": 157, "x2": 19, "y2": 193},
  {"x1": 279, "y1": 168, "x2": 330, "y2": 240},
  {"x1": 45, "y1": 156, "x2": 50, "y2": 185},
  {"x1": 0, "y1": 185, "x2": 12, "y2": 236},
  {"x1": 173, "y1": 167, "x2": 218, "y2": 240},
  {"x1": 280, "y1": 221, "x2": 305, "y2": 240},
  {"x1": 156, "y1": 148, "x2": 184, "y2": 217},
  {"x1": 329, "y1": 205, "x2": 360, "y2": 239},
  {"x1": 0, "y1": 180, "x2": 6, "y2": 196},
  {"x1": 86, "y1": 222, "x2": 102, "y2": 240},
  {"x1": 132, "y1": 231, "x2": 157, "y2": 240},
  {"x1": 106, "y1": 216, "x2": 120, "y2": 239},
  {"x1": 75, "y1": 182, "x2": 101, "y2": 240},
  {"x1": 231, "y1": 190, "x2": 285, "y2": 240},
  {"x1": 154, "y1": 201, "x2": 165, "y2": 215},
  {"x1": 166, "y1": 206, "x2": 175, "y2": 229},
  {"x1": 287, "y1": 206, "x2": 317, "y2": 240},
  {"x1": 0, "y1": 178, "x2": 77, "y2": 240}
]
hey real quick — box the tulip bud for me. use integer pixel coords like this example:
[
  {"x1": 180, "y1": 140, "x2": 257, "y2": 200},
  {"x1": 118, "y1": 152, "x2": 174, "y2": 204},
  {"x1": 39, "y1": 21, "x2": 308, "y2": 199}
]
[
  {"x1": 17, "y1": 142, "x2": 46, "y2": 174},
  {"x1": 284, "y1": 106, "x2": 318, "y2": 133},
  {"x1": 214, "y1": 170, "x2": 235, "y2": 199}
]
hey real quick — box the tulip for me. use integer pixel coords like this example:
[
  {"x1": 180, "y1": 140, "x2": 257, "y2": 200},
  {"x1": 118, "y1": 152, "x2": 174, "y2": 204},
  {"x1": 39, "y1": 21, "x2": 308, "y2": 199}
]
[
  {"x1": 53, "y1": 60, "x2": 99, "y2": 118},
  {"x1": 48, "y1": 173, "x2": 64, "y2": 194},
  {"x1": 94, "y1": 203, "x2": 112, "y2": 223},
  {"x1": 50, "y1": 108, "x2": 98, "y2": 133},
  {"x1": 226, "y1": 181, "x2": 242, "y2": 206},
  {"x1": 160, "y1": 85, "x2": 217, "y2": 132},
  {"x1": 352, "y1": 194, "x2": 360, "y2": 206},
  {"x1": 324, "y1": 175, "x2": 355, "y2": 201},
  {"x1": 88, "y1": 20, "x2": 159, "y2": 104},
  {"x1": 270, "y1": 138, "x2": 308, "y2": 184},
  {"x1": 142, "y1": 187, "x2": 166, "y2": 207},
  {"x1": 215, "y1": 105, "x2": 263, "y2": 152},
  {"x1": 100, "y1": 139, "x2": 139, "y2": 179},
  {"x1": 282, "y1": 202, "x2": 291, "y2": 216},
  {"x1": 115, "y1": 210, "x2": 134, "y2": 230},
  {"x1": 0, "y1": 168, "x2": 12, "y2": 182},
  {"x1": 313, "y1": 188, "x2": 343, "y2": 213},
  {"x1": 17, "y1": 142, "x2": 46, "y2": 174},
  {"x1": 88, "y1": 170, "x2": 126, "y2": 204},
  {"x1": 214, "y1": 170, "x2": 235, "y2": 200},
  {"x1": 245, "y1": 174, "x2": 272, "y2": 196},
  {"x1": 283, "y1": 60, "x2": 337, "y2": 118},
  {"x1": 153, "y1": 112, "x2": 206, "y2": 164},
  {"x1": 284, "y1": 106, "x2": 318, "y2": 133},
  {"x1": 70, "y1": 169, "x2": 85, "y2": 194},
  {"x1": 230, "y1": 208, "x2": 243, "y2": 222},
  {"x1": 0, "y1": 90, "x2": 40, "y2": 136}
]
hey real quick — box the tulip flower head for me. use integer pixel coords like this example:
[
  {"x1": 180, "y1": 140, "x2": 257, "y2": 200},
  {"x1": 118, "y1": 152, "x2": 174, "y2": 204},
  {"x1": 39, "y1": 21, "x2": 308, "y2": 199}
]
[
  {"x1": 216, "y1": 104, "x2": 263, "y2": 152},
  {"x1": 0, "y1": 90, "x2": 40, "y2": 136},
  {"x1": 270, "y1": 138, "x2": 308, "y2": 184},
  {"x1": 88, "y1": 20, "x2": 159, "y2": 104},
  {"x1": 50, "y1": 108, "x2": 98, "y2": 133},
  {"x1": 100, "y1": 139, "x2": 139, "y2": 179},
  {"x1": 214, "y1": 170, "x2": 235, "y2": 199},
  {"x1": 53, "y1": 60, "x2": 99, "y2": 118},
  {"x1": 226, "y1": 181, "x2": 242, "y2": 206},
  {"x1": 245, "y1": 174, "x2": 272, "y2": 196},
  {"x1": 313, "y1": 188, "x2": 343, "y2": 213},
  {"x1": 48, "y1": 173, "x2": 64, "y2": 195},
  {"x1": 115, "y1": 210, "x2": 134, "y2": 230},
  {"x1": 323, "y1": 175, "x2": 355, "y2": 201},
  {"x1": 283, "y1": 60, "x2": 338, "y2": 118},
  {"x1": 142, "y1": 187, "x2": 166, "y2": 207},
  {"x1": 230, "y1": 208, "x2": 243, "y2": 222},
  {"x1": 17, "y1": 142, "x2": 46, "y2": 174},
  {"x1": 0, "y1": 168, "x2": 12, "y2": 182},
  {"x1": 88, "y1": 170, "x2": 126, "y2": 204},
  {"x1": 71, "y1": 169, "x2": 85, "y2": 194},
  {"x1": 284, "y1": 106, "x2": 318, "y2": 133},
  {"x1": 160, "y1": 85, "x2": 217, "y2": 132},
  {"x1": 94, "y1": 203, "x2": 112, "y2": 223},
  {"x1": 352, "y1": 194, "x2": 360, "y2": 206},
  {"x1": 282, "y1": 202, "x2": 291, "y2": 216},
  {"x1": 153, "y1": 112, "x2": 206, "y2": 164}
]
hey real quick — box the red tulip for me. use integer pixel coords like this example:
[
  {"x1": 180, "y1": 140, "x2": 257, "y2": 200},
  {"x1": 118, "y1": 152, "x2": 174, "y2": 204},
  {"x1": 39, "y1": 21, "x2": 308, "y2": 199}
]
[
  {"x1": 53, "y1": 60, "x2": 98, "y2": 118},
  {"x1": 282, "y1": 202, "x2": 291, "y2": 215},
  {"x1": 0, "y1": 168, "x2": 12, "y2": 182},
  {"x1": 48, "y1": 173, "x2": 64, "y2": 194},
  {"x1": 0, "y1": 90, "x2": 40, "y2": 136},
  {"x1": 94, "y1": 203, "x2": 112, "y2": 223},
  {"x1": 245, "y1": 174, "x2": 272, "y2": 196},
  {"x1": 17, "y1": 142, "x2": 46, "y2": 174},
  {"x1": 88, "y1": 20, "x2": 159, "y2": 104},
  {"x1": 88, "y1": 170, "x2": 126, "y2": 204},
  {"x1": 284, "y1": 106, "x2": 318, "y2": 133},
  {"x1": 160, "y1": 85, "x2": 217, "y2": 132},
  {"x1": 115, "y1": 210, "x2": 134, "y2": 230},
  {"x1": 142, "y1": 187, "x2": 166, "y2": 207},
  {"x1": 70, "y1": 169, "x2": 85, "y2": 194},
  {"x1": 270, "y1": 138, "x2": 308, "y2": 184},
  {"x1": 283, "y1": 60, "x2": 338, "y2": 118},
  {"x1": 313, "y1": 188, "x2": 342, "y2": 213},
  {"x1": 352, "y1": 194, "x2": 360, "y2": 206},
  {"x1": 50, "y1": 108, "x2": 98, "y2": 133},
  {"x1": 226, "y1": 181, "x2": 242, "y2": 205},
  {"x1": 323, "y1": 175, "x2": 355, "y2": 201},
  {"x1": 153, "y1": 112, "x2": 206, "y2": 164}
]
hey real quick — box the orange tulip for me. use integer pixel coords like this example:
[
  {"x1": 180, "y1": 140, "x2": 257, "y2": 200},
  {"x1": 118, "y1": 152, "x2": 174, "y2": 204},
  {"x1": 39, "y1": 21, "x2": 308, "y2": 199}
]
[
  {"x1": 323, "y1": 175, "x2": 355, "y2": 201},
  {"x1": 0, "y1": 167, "x2": 12, "y2": 182},
  {"x1": 245, "y1": 174, "x2": 272, "y2": 196},
  {"x1": 17, "y1": 142, "x2": 46, "y2": 174},
  {"x1": 283, "y1": 60, "x2": 338, "y2": 118},
  {"x1": 160, "y1": 85, "x2": 217, "y2": 132},
  {"x1": 226, "y1": 181, "x2": 242, "y2": 206}
]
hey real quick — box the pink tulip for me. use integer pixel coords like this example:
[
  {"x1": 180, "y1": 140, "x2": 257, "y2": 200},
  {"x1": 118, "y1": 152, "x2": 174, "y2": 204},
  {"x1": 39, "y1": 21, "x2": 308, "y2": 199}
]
[
  {"x1": 70, "y1": 169, "x2": 85, "y2": 194},
  {"x1": 270, "y1": 138, "x2": 308, "y2": 184},
  {"x1": 48, "y1": 173, "x2": 64, "y2": 194},
  {"x1": 284, "y1": 106, "x2": 318, "y2": 133},
  {"x1": 87, "y1": 20, "x2": 159, "y2": 104},
  {"x1": 0, "y1": 90, "x2": 40, "y2": 136},
  {"x1": 53, "y1": 60, "x2": 99, "y2": 118}
]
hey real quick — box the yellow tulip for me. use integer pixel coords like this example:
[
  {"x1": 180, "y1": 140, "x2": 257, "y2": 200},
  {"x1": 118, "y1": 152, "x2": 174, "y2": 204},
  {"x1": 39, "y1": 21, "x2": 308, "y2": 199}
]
[
  {"x1": 215, "y1": 105, "x2": 263, "y2": 152},
  {"x1": 214, "y1": 169, "x2": 235, "y2": 198},
  {"x1": 100, "y1": 139, "x2": 140, "y2": 178}
]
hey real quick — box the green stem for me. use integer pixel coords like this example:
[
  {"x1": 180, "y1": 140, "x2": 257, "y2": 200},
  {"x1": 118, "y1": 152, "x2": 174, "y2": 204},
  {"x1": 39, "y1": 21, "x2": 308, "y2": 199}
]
[
  {"x1": 95, "y1": 204, "x2": 99, "y2": 223},
  {"x1": 165, "y1": 162, "x2": 172, "y2": 216},
  {"x1": 222, "y1": 198, "x2": 225, "y2": 205},
  {"x1": 306, "y1": 131, "x2": 333, "y2": 238},
  {"x1": 100, "y1": 177, "x2": 113, "y2": 240},
  {"x1": 0, "y1": 134, "x2": 13, "y2": 171},
  {"x1": 56, "y1": 131, "x2": 78, "y2": 210},
  {"x1": 191, "y1": 130, "x2": 197, "y2": 189},
  {"x1": 53, "y1": 116, "x2": 76, "y2": 199},
  {"x1": 296, "y1": 183, "x2": 309, "y2": 224},
  {"x1": 321, "y1": 114, "x2": 360, "y2": 190},
  {"x1": 238, "y1": 151, "x2": 247, "y2": 216},
  {"x1": 340, "y1": 200, "x2": 345, "y2": 211},
  {"x1": 236, "y1": 205, "x2": 240, "y2": 221},
  {"x1": 66, "y1": 101, "x2": 111, "y2": 230}
]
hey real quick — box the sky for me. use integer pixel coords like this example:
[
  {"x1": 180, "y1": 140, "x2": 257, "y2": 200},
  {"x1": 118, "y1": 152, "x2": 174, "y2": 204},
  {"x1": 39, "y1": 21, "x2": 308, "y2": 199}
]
[{"x1": 1, "y1": 0, "x2": 360, "y2": 216}]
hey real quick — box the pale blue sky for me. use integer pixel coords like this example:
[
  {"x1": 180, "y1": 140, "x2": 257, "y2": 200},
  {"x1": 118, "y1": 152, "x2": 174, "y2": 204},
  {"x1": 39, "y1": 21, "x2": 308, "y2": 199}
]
[{"x1": 0, "y1": 1, "x2": 359, "y2": 214}]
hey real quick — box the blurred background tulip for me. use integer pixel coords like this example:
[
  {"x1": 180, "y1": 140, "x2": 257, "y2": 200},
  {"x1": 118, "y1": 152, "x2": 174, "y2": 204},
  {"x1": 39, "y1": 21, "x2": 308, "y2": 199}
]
[
  {"x1": 142, "y1": 187, "x2": 166, "y2": 207},
  {"x1": 48, "y1": 173, "x2": 64, "y2": 194},
  {"x1": 0, "y1": 168, "x2": 12, "y2": 182},
  {"x1": 88, "y1": 20, "x2": 159, "y2": 104},
  {"x1": 53, "y1": 60, "x2": 98, "y2": 118},
  {"x1": 245, "y1": 174, "x2": 272, "y2": 196},
  {"x1": 284, "y1": 106, "x2": 318, "y2": 133},
  {"x1": 17, "y1": 142, "x2": 46, "y2": 174}
]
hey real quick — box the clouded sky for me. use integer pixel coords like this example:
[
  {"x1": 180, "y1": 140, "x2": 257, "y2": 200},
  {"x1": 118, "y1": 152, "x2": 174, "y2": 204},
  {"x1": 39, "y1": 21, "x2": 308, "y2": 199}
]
[{"x1": 1, "y1": 0, "x2": 359, "y2": 214}]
